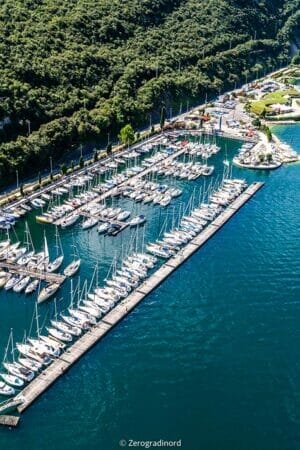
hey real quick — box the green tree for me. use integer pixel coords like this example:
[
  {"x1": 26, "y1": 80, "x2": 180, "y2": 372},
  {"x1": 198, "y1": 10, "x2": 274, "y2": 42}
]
[
  {"x1": 93, "y1": 149, "x2": 98, "y2": 162},
  {"x1": 260, "y1": 108, "x2": 267, "y2": 118},
  {"x1": 60, "y1": 163, "x2": 68, "y2": 175},
  {"x1": 119, "y1": 124, "x2": 135, "y2": 146},
  {"x1": 106, "y1": 142, "x2": 112, "y2": 154},
  {"x1": 292, "y1": 52, "x2": 300, "y2": 65},
  {"x1": 252, "y1": 118, "x2": 261, "y2": 128}
]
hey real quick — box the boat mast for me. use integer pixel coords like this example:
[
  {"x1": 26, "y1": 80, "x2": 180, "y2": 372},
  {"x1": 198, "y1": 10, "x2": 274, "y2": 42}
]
[
  {"x1": 2, "y1": 329, "x2": 13, "y2": 363},
  {"x1": 35, "y1": 303, "x2": 40, "y2": 338}
]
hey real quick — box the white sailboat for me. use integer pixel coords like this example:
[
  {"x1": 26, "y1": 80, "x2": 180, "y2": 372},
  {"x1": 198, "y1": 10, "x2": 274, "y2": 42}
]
[
  {"x1": 37, "y1": 282, "x2": 61, "y2": 304},
  {"x1": 47, "y1": 227, "x2": 64, "y2": 272},
  {"x1": 63, "y1": 241, "x2": 81, "y2": 277}
]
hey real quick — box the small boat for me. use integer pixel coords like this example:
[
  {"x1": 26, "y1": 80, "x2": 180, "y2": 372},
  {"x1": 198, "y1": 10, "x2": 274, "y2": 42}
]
[
  {"x1": 47, "y1": 327, "x2": 73, "y2": 343},
  {"x1": 68, "y1": 308, "x2": 97, "y2": 325},
  {"x1": 18, "y1": 357, "x2": 42, "y2": 372},
  {"x1": 0, "y1": 272, "x2": 10, "y2": 288},
  {"x1": 4, "y1": 275, "x2": 21, "y2": 290},
  {"x1": 13, "y1": 276, "x2": 31, "y2": 293},
  {"x1": 0, "y1": 373, "x2": 24, "y2": 388},
  {"x1": 17, "y1": 251, "x2": 34, "y2": 266},
  {"x1": 107, "y1": 223, "x2": 121, "y2": 235},
  {"x1": 3, "y1": 362, "x2": 34, "y2": 382},
  {"x1": 129, "y1": 215, "x2": 146, "y2": 227},
  {"x1": 116, "y1": 210, "x2": 131, "y2": 221},
  {"x1": 0, "y1": 381, "x2": 15, "y2": 396},
  {"x1": 97, "y1": 222, "x2": 109, "y2": 234},
  {"x1": 61, "y1": 314, "x2": 90, "y2": 331},
  {"x1": 16, "y1": 344, "x2": 52, "y2": 366},
  {"x1": 51, "y1": 320, "x2": 81, "y2": 337},
  {"x1": 31, "y1": 198, "x2": 46, "y2": 208},
  {"x1": 41, "y1": 193, "x2": 51, "y2": 201},
  {"x1": 63, "y1": 259, "x2": 81, "y2": 277},
  {"x1": 81, "y1": 217, "x2": 98, "y2": 230},
  {"x1": 47, "y1": 255, "x2": 64, "y2": 273},
  {"x1": 61, "y1": 214, "x2": 80, "y2": 228},
  {"x1": 25, "y1": 279, "x2": 39, "y2": 294},
  {"x1": 202, "y1": 165, "x2": 214, "y2": 176},
  {"x1": 39, "y1": 335, "x2": 66, "y2": 350},
  {"x1": 38, "y1": 283, "x2": 61, "y2": 303}
]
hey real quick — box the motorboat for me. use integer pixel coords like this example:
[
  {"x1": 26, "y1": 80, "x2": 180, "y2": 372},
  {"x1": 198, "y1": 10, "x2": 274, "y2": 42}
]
[
  {"x1": 116, "y1": 210, "x2": 131, "y2": 221},
  {"x1": 97, "y1": 222, "x2": 109, "y2": 234},
  {"x1": 129, "y1": 215, "x2": 146, "y2": 227},
  {"x1": 81, "y1": 217, "x2": 98, "y2": 230}
]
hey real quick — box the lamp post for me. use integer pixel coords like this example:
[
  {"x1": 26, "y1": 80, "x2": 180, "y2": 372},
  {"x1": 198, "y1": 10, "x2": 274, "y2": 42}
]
[
  {"x1": 16, "y1": 170, "x2": 19, "y2": 189},
  {"x1": 49, "y1": 156, "x2": 53, "y2": 179}
]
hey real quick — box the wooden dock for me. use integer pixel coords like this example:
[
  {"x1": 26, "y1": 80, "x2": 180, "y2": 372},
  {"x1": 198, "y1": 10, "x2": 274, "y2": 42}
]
[
  {"x1": 53, "y1": 147, "x2": 186, "y2": 227},
  {"x1": 0, "y1": 262, "x2": 66, "y2": 284},
  {"x1": 10, "y1": 181, "x2": 263, "y2": 419}
]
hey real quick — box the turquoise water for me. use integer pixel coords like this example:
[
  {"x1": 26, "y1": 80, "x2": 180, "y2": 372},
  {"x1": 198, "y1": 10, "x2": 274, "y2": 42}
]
[{"x1": 0, "y1": 127, "x2": 299, "y2": 450}]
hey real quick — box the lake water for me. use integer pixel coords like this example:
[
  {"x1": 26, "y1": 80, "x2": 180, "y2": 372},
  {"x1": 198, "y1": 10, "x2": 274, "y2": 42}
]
[{"x1": 0, "y1": 126, "x2": 299, "y2": 450}]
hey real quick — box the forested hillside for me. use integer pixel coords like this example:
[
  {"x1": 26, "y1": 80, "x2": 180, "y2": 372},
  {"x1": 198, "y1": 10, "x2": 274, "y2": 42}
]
[{"x1": 0, "y1": 0, "x2": 299, "y2": 184}]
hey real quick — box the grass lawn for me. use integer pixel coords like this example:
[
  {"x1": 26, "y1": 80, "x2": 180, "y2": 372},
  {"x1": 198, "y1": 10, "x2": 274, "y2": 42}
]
[{"x1": 250, "y1": 89, "x2": 300, "y2": 115}]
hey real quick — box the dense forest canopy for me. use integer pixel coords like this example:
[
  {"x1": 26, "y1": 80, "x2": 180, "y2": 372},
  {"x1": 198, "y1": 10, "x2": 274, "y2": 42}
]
[{"x1": 0, "y1": 0, "x2": 299, "y2": 183}]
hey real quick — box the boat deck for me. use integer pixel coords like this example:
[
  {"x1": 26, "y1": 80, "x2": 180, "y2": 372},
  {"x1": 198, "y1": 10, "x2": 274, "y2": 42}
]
[{"x1": 9, "y1": 181, "x2": 264, "y2": 419}]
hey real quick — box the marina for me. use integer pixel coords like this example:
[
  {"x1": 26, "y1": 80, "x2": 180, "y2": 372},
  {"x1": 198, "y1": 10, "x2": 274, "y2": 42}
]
[
  {"x1": 5, "y1": 181, "x2": 263, "y2": 419},
  {"x1": 0, "y1": 82, "x2": 298, "y2": 444}
]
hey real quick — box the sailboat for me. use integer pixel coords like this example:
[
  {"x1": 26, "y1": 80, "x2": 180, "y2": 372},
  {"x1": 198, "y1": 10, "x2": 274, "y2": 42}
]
[
  {"x1": 37, "y1": 282, "x2": 61, "y2": 304},
  {"x1": 36, "y1": 232, "x2": 50, "y2": 272},
  {"x1": 63, "y1": 240, "x2": 81, "y2": 277},
  {"x1": 2, "y1": 330, "x2": 32, "y2": 387},
  {"x1": 47, "y1": 227, "x2": 64, "y2": 272},
  {"x1": 25, "y1": 279, "x2": 39, "y2": 294}
]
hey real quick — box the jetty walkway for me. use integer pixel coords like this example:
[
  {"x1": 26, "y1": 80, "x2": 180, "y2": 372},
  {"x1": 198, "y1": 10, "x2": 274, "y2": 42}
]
[
  {"x1": 4, "y1": 181, "x2": 264, "y2": 423},
  {"x1": 0, "y1": 262, "x2": 65, "y2": 284}
]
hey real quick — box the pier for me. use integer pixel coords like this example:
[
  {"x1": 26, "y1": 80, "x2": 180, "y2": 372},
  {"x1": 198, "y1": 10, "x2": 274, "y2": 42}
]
[
  {"x1": 7, "y1": 181, "x2": 264, "y2": 419},
  {"x1": 0, "y1": 262, "x2": 65, "y2": 284}
]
